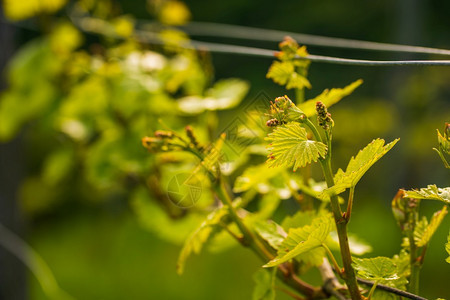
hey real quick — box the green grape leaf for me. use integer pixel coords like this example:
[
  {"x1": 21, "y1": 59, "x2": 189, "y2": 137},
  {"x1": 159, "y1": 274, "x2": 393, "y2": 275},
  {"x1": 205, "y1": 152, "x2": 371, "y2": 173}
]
[
  {"x1": 446, "y1": 231, "x2": 450, "y2": 264},
  {"x1": 266, "y1": 61, "x2": 311, "y2": 90},
  {"x1": 320, "y1": 138, "x2": 399, "y2": 199},
  {"x1": 265, "y1": 123, "x2": 328, "y2": 171},
  {"x1": 437, "y1": 128, "x2": 450, "y2": 154},
  {"x1": 252, "y1": 269, "x2": 276, "y2": 300},
  {"x1": 352, "y1": 257, "x2": 399, "y2": 282},
  {"x1": 233, "y1": 164, "x2": 284, "y2": 193},
  {"x1": 281, "y1": 210, "x2": 317, "y2": 231},
  {"x1": 254, "y1": 220, "x2": 286, "y2": 250},
  {"x1": 177, "y1": 79, "x2": 249, "y2": 114},
  {"x1": 266, "y1": 61, "x2": 294, "y2": 86},
  {"x1": 414, "y1": 206, "x2": 448, "y2": 247},
  {"x1": 403, "y1": 185, "x2": 450, "y2": 205},
  {"x1": 176, "y1": 206, "x2": 228, "y2": 274},
  {"x1": 263, "y1": 213, "x2": 333, "y2": 267},
  {"x1": 286, "y1": 72, "x2": 312, "y2": 90},
  {"x1": 299, "y1": 79, "x2": 363, "y2": 117}
]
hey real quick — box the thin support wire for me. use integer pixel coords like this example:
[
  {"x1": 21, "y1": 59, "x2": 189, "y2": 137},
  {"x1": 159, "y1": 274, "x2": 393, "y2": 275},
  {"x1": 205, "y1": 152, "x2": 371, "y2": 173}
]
[
  {"x1": 71, "y1": 16, "x2": 450, "y2": 67},
  {"x1": 172, "y1": 21, "x2": 450, "y2": 57}
]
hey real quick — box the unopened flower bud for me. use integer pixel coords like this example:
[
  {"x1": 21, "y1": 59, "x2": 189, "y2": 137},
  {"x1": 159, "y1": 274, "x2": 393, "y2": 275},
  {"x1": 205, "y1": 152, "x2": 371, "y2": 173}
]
[
  {"x1": 154, "y1": 130, "x2": 174, "y2": 138},
  {"x1": 185, "y1": 125, "x2": 200, "y2": 148},
  {"x1": 316, "y1": 101, "x2": 334, "y2": 130},
  {"x1": 266, "y1": 118, "x2": 280, "y2": 127}
]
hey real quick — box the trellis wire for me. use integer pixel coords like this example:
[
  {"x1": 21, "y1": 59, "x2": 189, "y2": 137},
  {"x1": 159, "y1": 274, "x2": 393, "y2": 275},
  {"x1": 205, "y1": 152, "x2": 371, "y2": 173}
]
[
  {"x1": 74, "y1": 16, "x2": 450, "y2": 67},
  {"x1": 38, "y1": 15, "x2": 440, "y2": 66},
  {"x1": 173, "y1": 21, "x2": 450, "y2": 57}
]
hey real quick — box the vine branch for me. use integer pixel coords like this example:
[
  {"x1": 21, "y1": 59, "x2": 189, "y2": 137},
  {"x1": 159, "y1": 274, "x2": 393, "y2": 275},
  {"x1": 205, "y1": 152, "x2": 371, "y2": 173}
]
[{"x1": 357, "y1": 278, "x2": 428, "y2": 300}]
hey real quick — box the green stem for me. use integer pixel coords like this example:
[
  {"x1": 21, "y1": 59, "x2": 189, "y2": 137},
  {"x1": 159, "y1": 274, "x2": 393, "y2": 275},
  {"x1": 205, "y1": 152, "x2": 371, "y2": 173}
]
[
  {"x1": 304, "y1": 116, "x2": 360, "y2": 299},
  {"x1": 322, "y1": 244, "x2": 342, "y2": 276},
  {"x1": 345, "y1": 187, "x2": 355, "y2": 221},
  {"x1": 320, "y1": 154, "x2": 361, "y2": 300},
  {"x1": 304, "y1": 118, "x2": 323, "y2": 143},
  {"x1": 295, "y1": 88, "x2": 305, "y2": 104},
  {"x1": 406, "y1": 200, "x2": 420, "y2": 295},
  {"x1": 407, "y1": 230, "x2": 420, "y2": 294},
  {"x1": 367, "y1": 281, "x2": 378, "y2": 300}
]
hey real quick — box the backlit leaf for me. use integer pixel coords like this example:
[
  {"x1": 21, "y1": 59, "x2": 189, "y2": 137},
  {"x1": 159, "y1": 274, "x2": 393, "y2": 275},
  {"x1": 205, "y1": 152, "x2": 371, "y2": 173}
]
[
  {"x1": 414, "y1": 206, "x2": 448, "y2": 247},
  {"x1": 265, "y1": 123, "x2": 327, "y2": 171},
  {"x1": 320, "y1": 138, "x2": 399, "y2": 198},
  {"x1": 263, "y1": 213, "x2": 333, "y2": 267},
  {"x1": 352, "y1": 257, "x2": 399, "y2": 281},
  {"x1": 403, "y1": 185, "x2": 450, "y2": 205},
  {"x1": 252, "y1": 269, "x2": 276, "y2": 300},
  {"x1": 233, "y1": 164, "x2": 284, "y2": 193},
  {"x1": 266, "y1": 61, "x2": 294, "y2": 86},
  {"x1": 178, "y1": 79, "x2": 249, "y2": 114},
  {"x1": 176, "y1": 206, "x2": 228, "y2": 274},
  {"x1": 254, "y1": 220, "x2": 286, "y2": 250},
  {"x1": 299, "y1": 79, "x2": 363, "y2": 117}
]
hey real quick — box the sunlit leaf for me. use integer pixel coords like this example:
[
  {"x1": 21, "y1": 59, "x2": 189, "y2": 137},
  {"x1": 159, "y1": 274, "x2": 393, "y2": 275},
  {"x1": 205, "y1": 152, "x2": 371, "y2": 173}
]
[
  {"x1": 266, "y1": 61, "x2": 311, "y2": 90},
  {"x1": 414, "y1": 206, "x2": 448, "y2": 247},
  {"x1": 281, "y1": 210, "x2": 317, "y2": 230},
  {"x1": 254, "y1": 220, "x2": 286, "y2": 250},
  {"x1": 299, "y1": 79, "x2": 363, "y2": 117},
  {"x1": 178, "y1": 79, "x2": 249, "y2": 114},
  {"x1": 286, "y1": 72, "x2": 312, "y2": 90},
  {"x1": 352, "y1": 257, "x2": 399, "y2": 282},
  {"x1": 252, "y1": 269, "x2": 276, "y2": 300},
  {"x1": 266, "y1": 61, "x2": 294, "y2": 86},
  {"x1": 320, "y1": 138, "x2": 399, "y2": 198},
  {"x1": 233, "y1": 164, "x2": 284, "y2": 193},
  {"x1": 263, "y1": 213, "x2": 333, "y2": 267},
  {"x1": 265, "y1": 123, "x2": 327, "y2": 171},
  {"x1": 403, "y1": 185, "x2": 450, "y2": 205},
  {"x1": 176, "y1": 206, "x2": 229, "y2": 274}
]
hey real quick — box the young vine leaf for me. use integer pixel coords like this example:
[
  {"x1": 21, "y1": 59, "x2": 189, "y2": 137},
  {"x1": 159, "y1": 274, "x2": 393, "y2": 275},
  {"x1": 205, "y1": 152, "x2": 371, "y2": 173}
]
[
  {"x1": 266, "y1": 37, "x2": 311, "y2": 91},
  {"x1": 233, "y1": 163, "x2": 285, "y2": 193},
  {"x1": 252, "y1": 269, "x2": 276, "y2": 300},
  {"x1": 298, "y1": 79, "x2": 363, "y2": 117},
  {"x1": 414, "y1": 206, "x2": 448, "y2": 247},
  {"x1": 263, "y1": 213, "x2": 333, "y2": 268},
  {"x1": 177, "y1": 79, "x2": 249, "y2": 114},
  {"x1": 265, "y1": 123, "x2": 327, "y2": 171},
  {"x1": 254, "y1": 220, "x2": 286, "y2": 250},
  {"x1": 402, "y1": 185, "x2": 450, "y2": 205},
  {"x1": 352, "y1": 257, "x2": 399, "y2": 282},
  {"x1": 319, "y1": 138, "x2": 399, "y2": 199},
  {"x1": 177, "y1": 207, "x2": 228, "y2": 274}
]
